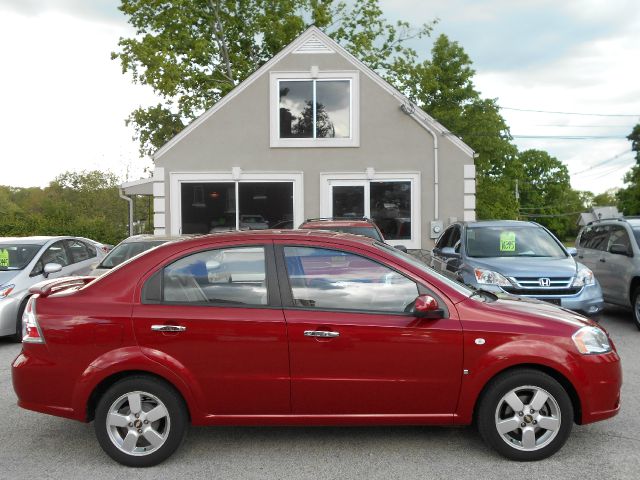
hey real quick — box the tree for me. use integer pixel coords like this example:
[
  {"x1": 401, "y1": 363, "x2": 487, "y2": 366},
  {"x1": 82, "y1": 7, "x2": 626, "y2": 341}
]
[
  {"x1": 391, "y1": 34, "x2": 519, "y2": 219},
  {"x1": 113, "y1": 0, "x2": 435, "y2": 157},
  {"x1": 616, "y1": 123, "x2": 640, "y2": 215}
]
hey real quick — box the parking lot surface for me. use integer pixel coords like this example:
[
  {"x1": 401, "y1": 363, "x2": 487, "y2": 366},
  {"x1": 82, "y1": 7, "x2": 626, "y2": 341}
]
[{"x1": 1, "y1": 306, "x2": 639, "y2": 480}]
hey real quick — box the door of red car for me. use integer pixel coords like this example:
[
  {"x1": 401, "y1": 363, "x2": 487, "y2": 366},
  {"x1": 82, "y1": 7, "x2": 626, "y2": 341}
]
[
  {"x1": 276, "y1": 243, "x2": 463, "y2": 417},
  {"x1": 132, "y1": 242, "x2": 290, "y2": 415}
]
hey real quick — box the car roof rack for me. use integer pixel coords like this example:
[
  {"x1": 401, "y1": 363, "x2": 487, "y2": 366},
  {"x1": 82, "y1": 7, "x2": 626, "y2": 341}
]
[
  {"x1": 586, "y1": 216, "x2": 629, "y2": 226},
  {"x1": 304, "y1": 217, "x2": 375, "y2": 224}
]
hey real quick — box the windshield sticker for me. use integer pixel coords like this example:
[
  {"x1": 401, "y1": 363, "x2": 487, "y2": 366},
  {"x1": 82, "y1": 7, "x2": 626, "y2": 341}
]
[
  {"x1": 499, "y1": 232, "x2": 516, "y2": 252},
  {"x1": 0, "y1": 249, "x2": 9, "y2": 267}
]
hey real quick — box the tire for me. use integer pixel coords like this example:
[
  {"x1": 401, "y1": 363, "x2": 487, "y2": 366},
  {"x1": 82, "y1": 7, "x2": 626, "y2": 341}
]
[
  {"x1": 477, "y1": 369, "x2": 573, "y2": 461},
  {"x1": 10, "y1": 297, "x2": 29, "y2": 343},
  {"x1": 632, "y1": 286, "x2": 640, "y2": 331},
  {"x1": 94, "y1": 375, "x2": 188, "y2": 467}
]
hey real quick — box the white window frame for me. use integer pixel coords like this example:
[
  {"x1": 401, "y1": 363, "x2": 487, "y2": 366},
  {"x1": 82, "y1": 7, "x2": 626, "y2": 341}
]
[
  {"x1": 270, "y1": 71, "x2": 359, "y2": 148},
  {"x1": 320, "y1": 172, "x2": 422, "y2": 250},
  {"x1": 169, "y1": 171, "x2": 304, "y2": 235}
]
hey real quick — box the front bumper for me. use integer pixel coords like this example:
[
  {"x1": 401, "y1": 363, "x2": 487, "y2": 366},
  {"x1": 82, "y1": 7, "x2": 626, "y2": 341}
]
[
  {"x1": 571, "y1": 350, "x2": 622, "y2": 424},
  {"x1": 0, "y1": 295, "x2": 20, "y2": 337}
]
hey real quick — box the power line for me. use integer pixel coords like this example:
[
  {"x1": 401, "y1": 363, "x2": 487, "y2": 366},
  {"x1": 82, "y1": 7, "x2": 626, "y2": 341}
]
[
  {"x1": 571, "y1": 150, "x2": 633, "y2": 175},
  {"x1": 501, "y1": 106, "x2": 640, "y2": 117}
]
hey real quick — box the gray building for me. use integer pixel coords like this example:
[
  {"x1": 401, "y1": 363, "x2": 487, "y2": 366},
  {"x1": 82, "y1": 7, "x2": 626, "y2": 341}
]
[{"x1": 122, "y1": 27, "x2": 476, "y2": 253}]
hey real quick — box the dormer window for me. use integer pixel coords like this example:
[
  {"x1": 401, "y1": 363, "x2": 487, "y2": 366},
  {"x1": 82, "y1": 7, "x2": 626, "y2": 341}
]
[{"x1": 270, "y1": 71, "x2": 359, "y2": 147}]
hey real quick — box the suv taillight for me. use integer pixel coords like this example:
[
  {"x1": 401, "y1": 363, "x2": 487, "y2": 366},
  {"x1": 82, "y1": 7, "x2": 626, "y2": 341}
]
[{"x1": 22, "y1": 298, "x2": 44, "y2": 344}]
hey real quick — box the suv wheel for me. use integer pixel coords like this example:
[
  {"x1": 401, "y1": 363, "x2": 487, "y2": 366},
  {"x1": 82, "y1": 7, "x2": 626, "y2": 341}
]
[
  {"x1": 94, "y1": 376, "x2": 187, "y2": 467},
  {"x1": 477, "y1": 369, "x2": 573, "y2": 461},
  {"x1": 632, "y1": 286, "x2": 640, "y2": 331}
]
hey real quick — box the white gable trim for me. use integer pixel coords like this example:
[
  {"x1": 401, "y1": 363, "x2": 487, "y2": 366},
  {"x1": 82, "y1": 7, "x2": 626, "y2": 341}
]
[{"x1": 153, "y1": 26, "x2": 474, "y2": 161}]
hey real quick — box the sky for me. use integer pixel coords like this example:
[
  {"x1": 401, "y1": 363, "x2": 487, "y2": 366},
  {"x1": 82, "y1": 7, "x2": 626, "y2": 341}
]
[{"x1": 1, "y1": 0, "x2": 639, "y2": 194}]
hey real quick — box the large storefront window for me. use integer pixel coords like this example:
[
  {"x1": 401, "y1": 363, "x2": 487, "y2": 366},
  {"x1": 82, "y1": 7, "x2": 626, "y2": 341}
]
[
  {"x1": 181, "y1": 182, "x2": 293, "y2": 234},
  {"x1": 322, "y1": 174, "x2": 420, "y2": 249}
]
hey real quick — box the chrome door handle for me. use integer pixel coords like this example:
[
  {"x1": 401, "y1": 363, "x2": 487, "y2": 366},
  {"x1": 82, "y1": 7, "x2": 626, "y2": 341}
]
[
  {"x1": 151, "y1": 325, "x2": 187, "y2": 332},
  {"x1": 304, "y1": 330, "x2": 339, "y2": 338}
]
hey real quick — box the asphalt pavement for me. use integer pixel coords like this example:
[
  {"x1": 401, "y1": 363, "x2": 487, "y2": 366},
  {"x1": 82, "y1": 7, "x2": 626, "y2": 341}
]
[{"x1": 1, "y1": 306, "x2": 638, "y2": 480}]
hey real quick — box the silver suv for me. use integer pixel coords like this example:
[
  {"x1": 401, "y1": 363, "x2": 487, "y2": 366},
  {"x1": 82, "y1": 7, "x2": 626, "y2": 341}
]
[{"x1": 576, "y1": 217, "x2": 640, "y2": 328}]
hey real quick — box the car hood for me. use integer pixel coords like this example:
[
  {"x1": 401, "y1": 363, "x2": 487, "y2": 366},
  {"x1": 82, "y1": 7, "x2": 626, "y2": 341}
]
[
  {"x1": 0, "y1": 270, "x2": 20, "y2": 286},
  {"x1": 467, "y1": 256, "x2": 577, "y2": 277},
  {"x1": 461, "y1": 293, "x2": 596, "y2": 332}
]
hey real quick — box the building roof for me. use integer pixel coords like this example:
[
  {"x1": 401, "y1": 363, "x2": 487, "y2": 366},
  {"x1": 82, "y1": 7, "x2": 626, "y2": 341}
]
[{"x1": 152, "y1": 26, "x2": 475, "y2": 161}]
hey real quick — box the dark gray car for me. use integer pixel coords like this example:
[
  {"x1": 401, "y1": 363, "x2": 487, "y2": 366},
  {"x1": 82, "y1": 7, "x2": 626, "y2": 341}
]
[{"x1": 430, "y1": 220, "x2": 603, "y2": 315}]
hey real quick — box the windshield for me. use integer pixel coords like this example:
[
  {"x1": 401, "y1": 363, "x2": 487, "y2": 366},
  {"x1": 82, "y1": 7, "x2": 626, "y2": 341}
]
[
  {"x1": 98, "y1": 241, "x2": 166, "y2": 269},
  {"x1": 375, "y1": 243, "x2": 473, "y2": 296},
  {"x1": 0, "y1": 243, "x2": 43, "y2": 270},
  {"x1": 466, "y1": 226, "x2": 567, "y2": 258}
]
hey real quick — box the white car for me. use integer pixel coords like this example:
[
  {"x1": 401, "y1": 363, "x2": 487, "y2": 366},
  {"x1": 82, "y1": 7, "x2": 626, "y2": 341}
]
[{"x1": 0, "y1": 236, "x2": 107, "y2": 340}]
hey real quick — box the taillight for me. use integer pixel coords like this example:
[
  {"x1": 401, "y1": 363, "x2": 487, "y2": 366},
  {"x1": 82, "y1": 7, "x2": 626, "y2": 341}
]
[{"x1": 22, "y1": 298, "x2": 45, "y2": 344}]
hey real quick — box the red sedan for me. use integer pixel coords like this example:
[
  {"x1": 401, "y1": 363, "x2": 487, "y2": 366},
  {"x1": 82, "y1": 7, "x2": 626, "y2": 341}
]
[{"x1": 12, "y1": 231, "x2": 621, "y2": 467}]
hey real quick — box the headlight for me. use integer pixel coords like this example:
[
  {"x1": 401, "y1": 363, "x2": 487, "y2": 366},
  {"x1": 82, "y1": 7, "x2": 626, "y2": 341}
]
[
  {"x1": 572, "y1": 265, "x2": 595, "y2": 287},
  {"x1": 0, "y1": 284, "x2": 15, "y2": 298},
  {"x1": 474, "y1": 268, "x2": 512, "y2": 287},
  {"x1": 572, "y1": 326, "x2": 611, "y2": 354}
]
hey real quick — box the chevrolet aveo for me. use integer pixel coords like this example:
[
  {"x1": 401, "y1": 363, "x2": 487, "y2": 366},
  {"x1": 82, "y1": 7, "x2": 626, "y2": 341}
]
[{"x1": 12, "y1": 231, "x2": 621, "y2": 467}]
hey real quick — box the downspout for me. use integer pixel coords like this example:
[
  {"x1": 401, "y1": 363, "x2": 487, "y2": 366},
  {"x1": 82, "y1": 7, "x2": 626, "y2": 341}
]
[
  {"x1": 119, "y1": 188, "x2": 134, "y2": 237},
  {"x1": 400, "y1": 103, "x2": 439, "y2": 220}
]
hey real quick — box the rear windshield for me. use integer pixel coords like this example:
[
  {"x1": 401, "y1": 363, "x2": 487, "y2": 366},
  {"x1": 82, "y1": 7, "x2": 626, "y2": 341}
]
[
  {"x1": 0, "y1": 244, "x2": 43, "y2": 270},
  {"x1": 98, "y1": 241, "x2": 166, "y2": 269},
  {"x1": 466, "y1": 226, "x2": 567, "y2": 258}
]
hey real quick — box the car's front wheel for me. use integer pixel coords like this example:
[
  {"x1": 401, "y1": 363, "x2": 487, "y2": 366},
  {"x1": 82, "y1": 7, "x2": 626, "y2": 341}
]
[
  {"x1": 477, "y1": 369, "x2": 573, "y2": 461},
  {"x1": 94, "y1": 375, "x2": 187, "y2": 467},
  {"x1": 632, "y1": 286, "x2": 640, "y2": 330}
]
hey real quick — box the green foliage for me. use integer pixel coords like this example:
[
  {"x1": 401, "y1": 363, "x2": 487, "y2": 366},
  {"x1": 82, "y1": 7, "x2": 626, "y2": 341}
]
[
  {"x1": 616, "y1": 124, "x2": 640, "y2": 215},
  {"x1": 0, "y1": 170, "x2": 139, "y2": 245},
  {"x1": 113, "y1": 0, "x2": 435, "y2": 157}
]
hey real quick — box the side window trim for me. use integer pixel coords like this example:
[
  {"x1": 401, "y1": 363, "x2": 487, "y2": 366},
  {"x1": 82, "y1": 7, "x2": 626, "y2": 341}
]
[
  {"x1": 141, "y1": 243, "x2": 281, "y2": 308},
  {"x1": 274, "y1": 243, "x2": 448, "y2": 317}
]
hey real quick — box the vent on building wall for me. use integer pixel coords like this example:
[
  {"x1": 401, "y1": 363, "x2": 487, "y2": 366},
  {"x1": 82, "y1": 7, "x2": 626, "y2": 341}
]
[{"x1": 293, "y1": 34, "x2": 334, "y2": 54}]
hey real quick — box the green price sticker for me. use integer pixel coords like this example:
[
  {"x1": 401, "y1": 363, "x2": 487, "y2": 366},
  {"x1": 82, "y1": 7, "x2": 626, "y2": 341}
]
[
  {"x1": 499, "y1": 232, "x2": 516, "y2": 252},
  {"x1": 0, "y1": 249, "x2": 8, "y2": 268}
]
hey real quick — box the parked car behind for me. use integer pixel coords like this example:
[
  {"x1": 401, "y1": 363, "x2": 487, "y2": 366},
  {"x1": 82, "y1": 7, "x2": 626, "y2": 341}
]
[
  {"x1": 576, "y1": 217, "x2": 640, "y2": 328},
  {"x1": 299, "y1": 217, "x2": 407, "y2": 251},
  {"x1": 0, "y1": 236, "x2": 106, "y2": 340},
  {"x1": 431, "y1": 221, "x2": 603, "y2": 315},
  {"x1": 91, "y1": 235, "x2": 183, "y2": 277},
  {"x1": 13, "y1": 230, "x2": 620, "y2": 466}
]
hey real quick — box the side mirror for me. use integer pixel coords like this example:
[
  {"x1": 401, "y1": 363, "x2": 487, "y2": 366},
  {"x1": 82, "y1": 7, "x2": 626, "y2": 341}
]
[
  {"x1": 566, "y1": 247, "x2": 578, "y2": 257},
  {"x1": 440, "y1": 246, "x2": 460, "y2": 258},
  {"x1": 609, "y1": 243, "x2": 630, "y2": 256},
  {"x1": 43, "y1": 262, "x2": 62, "y2": 278},
  {"x1": 394, "y1": 245, "x2": 408, "y2": 253},
  {"x1": 413, "y1": 294, "x2": 445, "y2": 319}
]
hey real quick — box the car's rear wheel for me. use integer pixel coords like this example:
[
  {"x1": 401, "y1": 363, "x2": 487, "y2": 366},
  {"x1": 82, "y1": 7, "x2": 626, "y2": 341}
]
[
  {"x1": 94, "y1": 376, "x2": 187, "y2": 467},
  {"x1": 632, "y1": 286, "x2": 640, "y2": 331},
  {"x1": 477, "y1": 369, "x2": 573, "y2": 461}
]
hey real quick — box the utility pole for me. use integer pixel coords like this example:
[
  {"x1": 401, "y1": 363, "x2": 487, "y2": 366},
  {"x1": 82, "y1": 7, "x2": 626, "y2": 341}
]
[{"x1": 515, "y1": 180, "x2": 520, "y2": 220}]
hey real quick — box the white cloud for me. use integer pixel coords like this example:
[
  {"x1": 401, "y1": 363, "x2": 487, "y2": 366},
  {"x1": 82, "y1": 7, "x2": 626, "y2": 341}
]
[{"x1": 0, "y1": 7, "x2": 159, "y2": 187}]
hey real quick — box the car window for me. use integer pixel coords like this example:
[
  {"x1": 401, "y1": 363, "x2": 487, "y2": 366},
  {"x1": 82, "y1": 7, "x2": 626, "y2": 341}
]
[
  {"x1": 99, "y1": 241, "x2": 166, "y2": 269},
  {"x1": 283, "y1": 246, "x2": 419, "y2": 313},
  {"x1": 449, "y1": 226, "x2": 462, "y2": 250},
  {"x1": 435, "y1": 227, "x2": 453, "y2": 249},
  {"x1": 607, "y1": 225, "x2": 631, "y2": 252},
  {"x1": 328, "y1": 226, "x2": 382, "y2": 241},
  {"x1": 32, "y1": 241, "x2": 70, "y2": 276},
  {"x1": 466, "y1": 226, "x2": 566, "y2": 258},
  {"x1": 65, "y1": 239, "x2": 92, "y2": 264},
  {"x1": 582, "y1": 225, "x2": 610, "y2": 251},
  {"x1": 162, "y1": 246, "x2": 267, "y2": 305}
]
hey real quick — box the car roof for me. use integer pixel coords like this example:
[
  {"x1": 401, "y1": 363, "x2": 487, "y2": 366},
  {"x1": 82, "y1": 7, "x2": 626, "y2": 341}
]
[
  {"x1": 462, "y1": 220, "x2": 538, "y2": 228},
  {"x1": 0, "y1": 236, "x2": 71, "y2": 244},
  {"x1": 119, "y1": 234, "x2": 190, "y2": 244},
  {"x1": 300, "y1": 219, "x2": 376, "y2": 228},
  {"x1": 156, "y1": 229, "x2": 378, "y2": 249}
]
